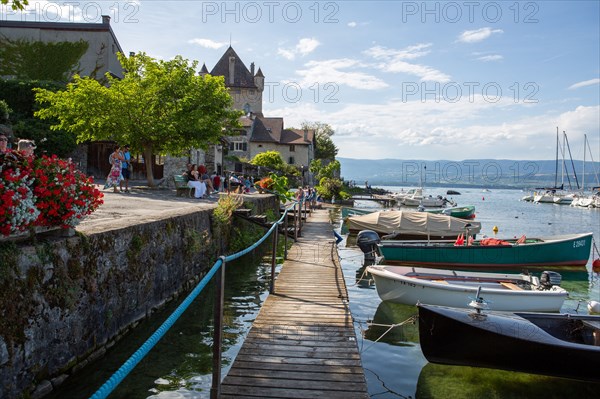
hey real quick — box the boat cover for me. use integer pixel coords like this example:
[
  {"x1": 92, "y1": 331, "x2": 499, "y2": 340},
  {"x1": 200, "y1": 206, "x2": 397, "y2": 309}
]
[{"x1": 346, "y1": 211, "x2": 481, "y2": 237}]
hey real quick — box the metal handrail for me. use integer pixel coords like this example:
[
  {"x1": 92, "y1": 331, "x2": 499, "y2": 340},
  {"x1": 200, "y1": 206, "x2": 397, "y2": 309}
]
[{"x1": 89, "y1": 199, "x2": 299, "y2": 399}]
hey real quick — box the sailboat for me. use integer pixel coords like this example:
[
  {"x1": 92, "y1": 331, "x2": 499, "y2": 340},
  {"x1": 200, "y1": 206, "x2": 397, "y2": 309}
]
[
  {"x1": 571, "y1": 134, "x2": 600, "y2": 208},
  {"x1": 534, "y1": 129, "x2": 579, "y2": 204}
]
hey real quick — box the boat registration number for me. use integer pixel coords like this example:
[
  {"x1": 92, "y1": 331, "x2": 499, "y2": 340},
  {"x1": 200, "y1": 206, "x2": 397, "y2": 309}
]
[{"x1": 573, "y1": 239, "x2": 587, "y2": 248}]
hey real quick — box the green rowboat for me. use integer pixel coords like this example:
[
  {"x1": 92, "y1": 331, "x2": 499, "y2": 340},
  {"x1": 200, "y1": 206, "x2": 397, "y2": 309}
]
[
  {"x1": 378, "y1": 232, "x2": 593, "y2": 270},
  {"x1": 423, "y1": 205, "x2": 475, "y2": 219}
]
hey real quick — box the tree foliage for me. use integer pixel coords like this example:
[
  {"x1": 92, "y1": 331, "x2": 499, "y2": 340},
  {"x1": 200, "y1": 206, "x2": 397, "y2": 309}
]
[
  {"x1": 34, "y1": 52, "x2": 242, "y2": 185},
  {"x1": 310, "y1": 159, "x2": 340, "y2": 181},
  {"x1": 0, "y1": 100, "x2": 10, "y2": 124},
  {"x1": 1, "y1": 0, "x2": 27, "y2": 10},
  {"x1": 0, "y1": 37, "x2": 88, "y2": 82},
  {"x1": 0, "y1": 79, "x2": 76, "y2": 157},
  {"x1": 301, "y1": 121, "x2": 338, "y2": 160},
  {"x1": 250, "y1": 150, "x2": 285, "y2": 169}
]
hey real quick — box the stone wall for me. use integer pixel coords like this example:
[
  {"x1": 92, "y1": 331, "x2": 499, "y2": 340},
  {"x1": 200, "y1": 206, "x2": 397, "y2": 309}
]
[{"x1": 0, "y1": 195, "x2": 278, "y2": 399}]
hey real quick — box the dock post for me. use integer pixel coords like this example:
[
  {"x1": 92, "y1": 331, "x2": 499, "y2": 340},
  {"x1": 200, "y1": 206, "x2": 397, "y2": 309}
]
[
  {"x1": 270, "y1": 223, "x2": 279, "y2": 294},
  {"x1": 210, "y1": 256, "x2": 226, "y2": 399},
  {"x1": 294, "y1": 203, "x2": 298, "y2": 242},
  {"x1": 283, "y1": 210, "x2": 288, "y2": 259}
]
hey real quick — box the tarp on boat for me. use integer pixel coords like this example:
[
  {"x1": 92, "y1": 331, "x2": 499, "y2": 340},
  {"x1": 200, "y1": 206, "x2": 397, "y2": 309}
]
[{"x1": 346, "y1": 211, "x2": 481, "y2": 238}]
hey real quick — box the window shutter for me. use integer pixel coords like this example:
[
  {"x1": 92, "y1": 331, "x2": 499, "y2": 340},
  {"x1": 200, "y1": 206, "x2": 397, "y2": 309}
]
[
  {"x1": 243, "y1": 142, "x2": 247, "y2": 151},
  {"x1": 229, "y1": 142, "x2": 234, "y2": 151}
]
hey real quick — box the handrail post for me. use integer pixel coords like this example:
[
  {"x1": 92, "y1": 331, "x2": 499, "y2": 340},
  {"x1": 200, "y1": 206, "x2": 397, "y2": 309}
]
[
  {"x1": 293, "y1": 203, "x2": 298, "y2": 242},
  {"x1": 270, "y1": 224, "x2": 279, "y2": 294},
  {"x1": 298, "y1": 200, "x2": 302, "y2": 234},
  {"x1": 210, "y1": 256, "x2": 226, "y2": 399},
  {"x1": 283, "y1": 208, "x2": 288, "y2": 260}
]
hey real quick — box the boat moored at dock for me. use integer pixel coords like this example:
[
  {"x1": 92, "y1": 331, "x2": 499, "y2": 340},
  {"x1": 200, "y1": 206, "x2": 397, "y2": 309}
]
[{"x1": 378, "y1": 232, "x2": 594, "y2": 269}]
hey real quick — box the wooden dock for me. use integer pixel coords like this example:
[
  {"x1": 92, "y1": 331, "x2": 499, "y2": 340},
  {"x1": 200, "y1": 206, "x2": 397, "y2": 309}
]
[{"x1": 220, "y1": 209, "x2": 369, "y2": 398}]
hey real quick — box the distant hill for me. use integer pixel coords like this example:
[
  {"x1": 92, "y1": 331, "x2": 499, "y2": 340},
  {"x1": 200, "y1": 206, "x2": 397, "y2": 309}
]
[{"x1": 338, "y1": 158, "x2": 600, "y2": 189}]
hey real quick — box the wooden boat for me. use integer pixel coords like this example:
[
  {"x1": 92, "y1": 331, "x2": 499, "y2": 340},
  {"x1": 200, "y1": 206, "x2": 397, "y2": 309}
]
[
  {"x1": 417, "y1": 303, "x2": 600, "y2": 382},
  {"x1": 345, "y1": 210, "x2": 481, "y2": 239},
  {"x1": 367, "y1": 266, "x2": 567, "y2": 311},
  {"x1": 340, "y1": 206, "x2": 373, "y2": 219},
  {"x1": 378, "y1": 232, "x2": 593, "y2": 269},
  {"x1": 423, "y1": 205, "x2": 475, "y2": 219}
]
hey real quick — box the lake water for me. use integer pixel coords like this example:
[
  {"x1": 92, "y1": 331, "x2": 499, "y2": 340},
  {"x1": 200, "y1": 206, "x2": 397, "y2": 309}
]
[
  {"x1": 336, "y1": 186, "x2": 600, "y2": 398},
  {"x1": 49, "y1": 188, "x2": 600, "y2": 398}
]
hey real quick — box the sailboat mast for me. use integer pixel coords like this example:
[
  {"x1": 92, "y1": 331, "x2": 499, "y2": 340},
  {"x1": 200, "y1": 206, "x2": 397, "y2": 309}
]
[
  {"x1": 564, "y1": 131, "x2": 579, "y2": 189},
  {"x1": 583, "y1": 134, "x2": 586, "y2": 192},
  {"x1": 554, "y1": 127, "x2": 559, "y2": 188}
]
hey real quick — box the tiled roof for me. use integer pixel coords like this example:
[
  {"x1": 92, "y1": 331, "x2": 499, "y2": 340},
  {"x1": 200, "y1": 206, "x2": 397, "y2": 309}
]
[
  {"x1": 281, "y1": 129, "x2": 314, "y2": 145},
  {"x1": 249, "y1": 117, "x2": 313, "y2": 145},
  {"x1": 210, "y1": 46, "x2": 256, "y2": 88},
  {"x1": 251, "y1": 117, "x2": 283, "y2": 142}
]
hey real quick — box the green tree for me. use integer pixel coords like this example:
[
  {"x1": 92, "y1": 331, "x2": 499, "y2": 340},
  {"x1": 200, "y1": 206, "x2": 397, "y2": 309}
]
[
  {"x1": 0, "y1": 38, "x2": 89, "y2": 82},
  {"x1": 0, "y1": 79, "x2": 76, "y2": 157},
  {"x1": 1, "y1": 0, "x2": 27, "y2": 10},
  {"x1": 0, "y1": 100, "x2": 10, "y2": 124},
  {"x1": 250, "y1": 150, "x2": 285, "y2": 170},
  {"x1": 34, "y1": 52, "x2": 241, "y2": 186},
  {"x1": 301, "y1": 121, "x2": 338, "y2": 160},
  {"x1": 310, "y1": 159, "x2": 340, "y2": 181}
]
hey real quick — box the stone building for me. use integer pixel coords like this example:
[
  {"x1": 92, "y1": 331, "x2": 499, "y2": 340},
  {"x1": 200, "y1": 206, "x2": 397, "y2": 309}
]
[
  {"x1": 205, "y1": 47, "x2": 315, "y2": 181},
  {"x1": 0, "y1": 16, "x2": 128, "y2": 178},
  {"x1": 0, "y1": 15, "x2": 124, "y2": 80}
]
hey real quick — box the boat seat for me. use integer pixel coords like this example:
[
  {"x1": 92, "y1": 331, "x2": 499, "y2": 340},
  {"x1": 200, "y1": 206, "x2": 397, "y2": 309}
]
[
  {"x1": 500, "y1": 282, "x2": 523, "y2": 290},
  {"x1": 582, "y1": 320, "x2": 600, "y2": 330}
]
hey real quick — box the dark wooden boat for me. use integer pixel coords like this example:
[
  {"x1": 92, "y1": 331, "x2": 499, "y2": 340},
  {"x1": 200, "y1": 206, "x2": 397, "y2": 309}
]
[{"x1": 417, "y1": 303, "x2": 600, "y2": 382}]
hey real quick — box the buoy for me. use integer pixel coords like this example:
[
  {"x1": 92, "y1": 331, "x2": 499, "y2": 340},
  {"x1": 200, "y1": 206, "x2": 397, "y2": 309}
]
[
  {"x1": 492, "y1": 226, "x2": 498, "y2": 233},
  {"x1": 593, "y1": 258, "x2": 600, "y2": 273},
  {"x1": 588, "y1": 300, "x2": 600, "y2": 314},
  {"x1": 482, "y1": 197, "x2": 485, "y2": 201}
]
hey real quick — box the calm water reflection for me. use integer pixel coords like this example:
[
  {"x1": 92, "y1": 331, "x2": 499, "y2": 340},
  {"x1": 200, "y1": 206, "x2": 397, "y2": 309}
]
[{"x1": 48, "y1": 244, "x2": 277, "y2": 399}]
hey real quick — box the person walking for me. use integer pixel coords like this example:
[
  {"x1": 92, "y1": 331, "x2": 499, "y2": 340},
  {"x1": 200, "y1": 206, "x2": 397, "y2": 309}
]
[
  {"x1": 120, "y1": 145, "x2": 131, "y2": 193},
  {"x1": 104, "y1": 146, "x2": 124, "y2": 193}
]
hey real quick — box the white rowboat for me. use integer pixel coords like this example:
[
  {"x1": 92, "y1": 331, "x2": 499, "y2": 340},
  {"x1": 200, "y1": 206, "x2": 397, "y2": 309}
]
[{"x1": 367, "y1": 265, "x2": 568, "y2": 312}]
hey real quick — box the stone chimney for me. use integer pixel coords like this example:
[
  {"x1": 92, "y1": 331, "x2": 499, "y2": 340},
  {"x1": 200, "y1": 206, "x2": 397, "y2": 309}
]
[
  {"x1": 250, "y1": 62, "x2": 255, "y2": 75},
  {"x1": 303, "y1": 129, "x2": 308, "y2": 141},
  {"x1": 102, "y1": 15, "x2": 110, "y2": 25},
  {"x1": 228, "y1": 56, "x2": 235, "y2": 85}
]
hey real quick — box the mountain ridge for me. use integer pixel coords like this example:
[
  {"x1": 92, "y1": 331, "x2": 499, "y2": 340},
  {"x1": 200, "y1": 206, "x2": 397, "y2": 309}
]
[{"x1": 338, "y1": 157, "x2": 600, "y2": 189}]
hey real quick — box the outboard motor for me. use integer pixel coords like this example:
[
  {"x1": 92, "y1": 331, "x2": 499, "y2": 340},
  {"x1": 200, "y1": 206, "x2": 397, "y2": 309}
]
[
  {"x1": 356, "y1": 230, "x2": 381, "y2": 266},
  {"x1": 540, "y1": 271, "x2": 562, "y2": 289}
]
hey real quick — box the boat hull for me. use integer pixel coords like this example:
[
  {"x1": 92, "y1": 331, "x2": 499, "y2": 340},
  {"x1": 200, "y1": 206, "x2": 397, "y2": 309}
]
[
  {"x1": 378, "y1": 233, "x2": 593, "y2": 269},
  {"x1": 368, "y1": 266, "x2": 567, "y2": 312},
  {"x1": 417, "y1": 304, "x2": 600, "y2": 382}
]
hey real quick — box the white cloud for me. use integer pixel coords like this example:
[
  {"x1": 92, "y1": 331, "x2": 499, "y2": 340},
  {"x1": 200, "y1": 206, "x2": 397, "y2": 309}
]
[
  {"x1": 458, "y1": 28, "x2": 504, "y2": 43},
  {"x1": 267, "y1": 94, "x2": 599, "y2": 160},
  {"x1": 294, "y1": 59, "x2": 388, "y2": 90},
  {"x1": 365, "y1": 44, "x2": 451, "y2": 82},
  {"x1": 568, "y1": 78, "x2": 600, "y2": 90},
  {"x1": 348, "y1": 21, "x2": 357, "y2": 27},
  {"x1": 277, "y1": 38, "x2": 320, "y2": 60},
  {"x1": 477, "y1": 55, "x2": 503, "y2": 62},
  {"x1": 188, "y1": 38, "x2": 228, "y2": 49}
]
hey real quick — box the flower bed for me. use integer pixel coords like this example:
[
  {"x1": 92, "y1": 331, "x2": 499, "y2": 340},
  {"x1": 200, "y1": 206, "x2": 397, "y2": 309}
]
[{"x1": 0, "y1": 152, "x2": 103, "y2": 237}]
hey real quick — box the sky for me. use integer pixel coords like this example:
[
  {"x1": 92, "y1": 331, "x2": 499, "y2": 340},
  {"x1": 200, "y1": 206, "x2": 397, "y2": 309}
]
[{"x1": 2, "y1": 0, "x2": 600, "y2": 161}]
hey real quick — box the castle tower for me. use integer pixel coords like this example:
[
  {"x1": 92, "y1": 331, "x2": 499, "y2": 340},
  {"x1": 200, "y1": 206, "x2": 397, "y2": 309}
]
[{"x1": 210, "y1": 46, "x2": 264, "y2": 116}]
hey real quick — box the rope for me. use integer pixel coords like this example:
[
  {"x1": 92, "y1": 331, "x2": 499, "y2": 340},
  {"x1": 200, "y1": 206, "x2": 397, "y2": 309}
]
[
  {"x1": 348, "y1": 266, "x2": 372, "y2": 287},
  {"x1": 89, "y1": 201, "x2": 297, "y2": 399},
  {"x1": 358, "y1": 316, "x2": 417, "y2": 353}
]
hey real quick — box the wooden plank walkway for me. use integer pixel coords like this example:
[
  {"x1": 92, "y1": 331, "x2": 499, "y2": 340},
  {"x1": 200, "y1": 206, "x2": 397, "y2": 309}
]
[{"x1": 220, "y1": 209, "x2": 369, "y2": 399}]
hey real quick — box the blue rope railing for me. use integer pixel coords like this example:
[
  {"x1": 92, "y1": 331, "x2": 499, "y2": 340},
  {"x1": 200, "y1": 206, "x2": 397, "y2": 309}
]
[{"x1": 89, "y1": 200, "x2": 298, "y2": 399}]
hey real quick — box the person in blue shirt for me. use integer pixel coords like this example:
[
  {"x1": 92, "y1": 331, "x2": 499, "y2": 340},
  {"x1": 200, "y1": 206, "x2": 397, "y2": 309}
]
[{"x1": 120, "y1": 145, "x2": 132, "y2": 193}]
